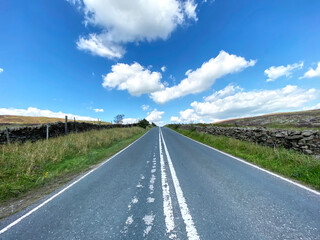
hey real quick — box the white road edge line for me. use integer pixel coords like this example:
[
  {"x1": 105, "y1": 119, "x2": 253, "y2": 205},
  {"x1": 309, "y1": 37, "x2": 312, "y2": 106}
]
[
  {"x1": 159, "y1": 129, "x2": 175, "y2": 236},
  {"x1": 160, "y1": 128, "x2": 200, "y2": 240},
  {"x1": 168, "y1": 127, "x2": 320, "y2": 196},
  {"x1": 0, "y1": 130, "x2": 150, "y2": 235}
]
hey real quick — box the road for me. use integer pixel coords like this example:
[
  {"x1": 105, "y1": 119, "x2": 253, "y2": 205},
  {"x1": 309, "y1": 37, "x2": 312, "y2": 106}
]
[{"x1": 1, "y1": 127, "x2": 320, "y2": 239}]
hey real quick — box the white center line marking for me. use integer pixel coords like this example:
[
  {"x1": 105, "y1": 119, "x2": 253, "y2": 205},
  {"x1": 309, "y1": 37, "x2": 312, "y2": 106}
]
[
  {"x1": 159, "y1": 129, "x2": 175, "y2": 236},
  {"x1": 160, "y1": 128, "x2": 200, "y2": 240}
]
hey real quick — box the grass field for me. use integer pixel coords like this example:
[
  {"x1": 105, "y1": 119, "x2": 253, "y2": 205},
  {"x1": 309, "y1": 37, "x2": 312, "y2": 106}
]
[
  {"x1": 168, "y1": 127, "x2": 320, "y2": 191},
  {"x1": 0, "y1": 127, "x2": 147, "y2": 203}
]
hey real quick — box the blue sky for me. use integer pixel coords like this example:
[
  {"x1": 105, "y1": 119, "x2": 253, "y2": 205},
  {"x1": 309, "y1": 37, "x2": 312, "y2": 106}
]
[{"x1": 0, "y1": 0, "x2": 320, "y2": 125}]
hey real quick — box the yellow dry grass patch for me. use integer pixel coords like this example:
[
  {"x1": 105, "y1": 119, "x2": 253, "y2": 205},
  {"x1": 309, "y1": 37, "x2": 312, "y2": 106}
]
[{"x1": 0, "y1": 127, "x2": 146, "y2": 202}]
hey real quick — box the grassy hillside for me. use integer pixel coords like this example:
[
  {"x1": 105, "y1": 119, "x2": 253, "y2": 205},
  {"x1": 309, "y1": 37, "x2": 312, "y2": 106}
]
[
  {"x1": 0, "y1": 115, "x2": 110, "y2": 130},
  {"x1": 213, "y1": 109, "x2": 320, "y2": 130}
]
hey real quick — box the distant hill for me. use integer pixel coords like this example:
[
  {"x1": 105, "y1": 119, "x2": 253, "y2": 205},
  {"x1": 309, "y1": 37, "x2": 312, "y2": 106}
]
[
  {"x1": 0, "y1": 115, "x2": 110, "y2": 129},
  {"x1": 213, "y1": 109, "x2": 320, "y2": 130}
]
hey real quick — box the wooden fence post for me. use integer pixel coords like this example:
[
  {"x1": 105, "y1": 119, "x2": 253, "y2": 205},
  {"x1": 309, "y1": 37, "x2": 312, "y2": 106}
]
[
  {"x1": 5, "y1": 127, "x2": 10, "y2": 144},
  {"x1": 46, "y1": 124, "x2": 49, "y2": 140},
  {"x1": 65, "y1": 116, "x2": 68, "y2": 135}
]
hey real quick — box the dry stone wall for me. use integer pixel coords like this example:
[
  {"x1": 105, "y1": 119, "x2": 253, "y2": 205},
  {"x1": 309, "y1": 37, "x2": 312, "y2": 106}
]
[
  {"x1": 0, "y1": 122, "x2": 137, "y2": 144},
  {"x1": 174, "y1": 124, "x2": 320, "y2": 155}
]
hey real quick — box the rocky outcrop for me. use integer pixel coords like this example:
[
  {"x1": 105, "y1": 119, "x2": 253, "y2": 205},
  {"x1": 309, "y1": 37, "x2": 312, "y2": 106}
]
[
  {"x1": 171, "y1": 124, "x2": 320, "y2": 155},
  {"x1": 0, "y1": 122, "x2": 137, "y2": 144}
]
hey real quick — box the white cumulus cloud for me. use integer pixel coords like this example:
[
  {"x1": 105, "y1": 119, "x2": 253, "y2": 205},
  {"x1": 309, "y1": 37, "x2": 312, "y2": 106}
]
[
  {"x1": 300, "y1": 62, "x2": 320, "y2": 79},
  {"x1": 184, "y1": 0, "x2": 198, "y2": 21},
  {"x1": 170, "y1": 109, "x2": 201, "y2": 123},
  {"x1": 150, "y1": 51, "x2": 256, "y2": 104},
  {"x1": 93, "y1": 108, "x2": 104, "y2": 112},
  {"x1": 70, "y1": 0, "x2": 198, "y2": 59},
  {"x1": 102, "y1": 62, "x2": 164, "y2": 96},
  {"x1": 204, "y1": 83, "x2": 243, "y2": 102},
  {"x1": 146, "y1": 109, "x2": 164, "y2": 125},
  {"x1": 122, "y1": 118, "x2": 139, "y2": 124},
  {"x1": 0, "y1": 107, "x2": 97, "y2": 121},
  {"x1": 0, "y1": 68, "x2": 3, "y2": 73},
  {"x1": 303, "y1": 103, "x2": 320, "y2": 111},
  {"x1": 264, "y1": 62, "x2": 303, "y2": 82},
  {"x1": 77, "y1": 34, "x2": 124, "y2": 59},
  {"x1": 171, "y1": 85, "x2": 318, "y2": 123},
  {"x1": 141, "y1": 105, "x2": 150, "y2": 111},
  {"x1": 161, "y1": 66, "x2": 166, "y2": 72}
]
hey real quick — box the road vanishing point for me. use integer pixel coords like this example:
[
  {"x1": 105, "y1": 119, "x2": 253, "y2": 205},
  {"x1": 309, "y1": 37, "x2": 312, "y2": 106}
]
[{"x1": 1, "y1": 127, "x2": 320, "y2": 239}]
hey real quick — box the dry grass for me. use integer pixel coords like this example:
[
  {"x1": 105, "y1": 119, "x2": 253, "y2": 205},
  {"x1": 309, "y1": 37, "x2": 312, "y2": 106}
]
[
  {"x1": 0, "y1": 115, "x2": 110, "y2": 126},
  {"x1": 0, "y1": 127, "x2": 146, "y2": 202}
]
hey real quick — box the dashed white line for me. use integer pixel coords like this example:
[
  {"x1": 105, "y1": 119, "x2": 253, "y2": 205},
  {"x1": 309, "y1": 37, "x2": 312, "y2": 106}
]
[
  {"x1": 149, "y1": 174, "x2": 156, "y2": 194},
  {"x1": 160, "y1": 128, "x2": 200, "y2": 240},
  {"x1": 159, "y1": 129, "x2": 175, "y2": 235},
  {"x1": 121, "y1": 215, "x2": 134, "y2": 234},
  {"x1": 150, "y1": 174, "x2": 156, "y2": 184},
  {"x1": 143, "y1": 213, "x2": 155, "y2": 237},
  {"x1": 128, "y1": 196, "x2": 139, "y2": 211},
  {"x1": 126, "y1": 215, "x2": 134, "y2": 225},
  {"x1": 149, "y1": 185, "x2": 154, "y2": 193},
  {"x1": 131, "y1": 196, "x2": 138, "y2": 204}
]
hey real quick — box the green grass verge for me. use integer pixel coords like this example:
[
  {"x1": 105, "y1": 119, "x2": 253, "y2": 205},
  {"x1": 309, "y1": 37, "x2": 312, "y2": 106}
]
[
  {"x1": 0, "y1": 127, "x2": 148, "y2": 203},
  {"x1": 169, "y1": 127, "x2": 320, "y2": 191}
]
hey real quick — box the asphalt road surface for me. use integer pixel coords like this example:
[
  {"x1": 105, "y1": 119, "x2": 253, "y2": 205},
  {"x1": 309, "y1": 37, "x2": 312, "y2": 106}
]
[{"x1": 1, "y1": 127, "x2": 320, "y2": 239}]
